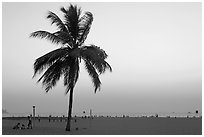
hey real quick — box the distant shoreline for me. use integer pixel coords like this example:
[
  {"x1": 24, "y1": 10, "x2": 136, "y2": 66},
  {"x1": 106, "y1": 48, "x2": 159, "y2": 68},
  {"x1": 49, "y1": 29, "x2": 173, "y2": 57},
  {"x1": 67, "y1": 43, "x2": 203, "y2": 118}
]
[
  {"x1": 2, "y1": 111, "x2": 202, "y2": 118},
  {"x1": 2, "y1": 115, "x2": 202, "y2": 119},
  {"x1": 2, "y1": 117, "x2": 202, "y2": 135}
]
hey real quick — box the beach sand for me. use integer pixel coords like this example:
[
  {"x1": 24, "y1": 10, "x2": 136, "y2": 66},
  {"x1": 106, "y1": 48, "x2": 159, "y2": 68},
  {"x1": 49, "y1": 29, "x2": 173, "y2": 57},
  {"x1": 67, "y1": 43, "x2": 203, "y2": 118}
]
[{"x1": 2, "y1": 117, "x2": 202, "y2": 135}]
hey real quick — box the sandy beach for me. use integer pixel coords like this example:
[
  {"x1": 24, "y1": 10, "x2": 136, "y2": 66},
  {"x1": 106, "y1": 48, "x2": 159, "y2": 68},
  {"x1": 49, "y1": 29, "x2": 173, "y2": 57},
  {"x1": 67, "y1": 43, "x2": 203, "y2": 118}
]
[{"x1": 2, "y1": 117, "x2": 202, "y2": 135}]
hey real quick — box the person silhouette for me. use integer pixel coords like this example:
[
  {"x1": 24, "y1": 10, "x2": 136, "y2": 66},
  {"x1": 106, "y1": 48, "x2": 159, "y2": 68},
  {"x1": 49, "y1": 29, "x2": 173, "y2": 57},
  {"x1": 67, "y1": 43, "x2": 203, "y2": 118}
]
[
  {"x1": 38, "y1": 115, "x2": 40, "y2": 122},
  {"x1": 49, "y1": 115, "x2": 51, "y2": 122},
  {"x1": 27, "y1": 115, "x2": 32, "y2": 129}
]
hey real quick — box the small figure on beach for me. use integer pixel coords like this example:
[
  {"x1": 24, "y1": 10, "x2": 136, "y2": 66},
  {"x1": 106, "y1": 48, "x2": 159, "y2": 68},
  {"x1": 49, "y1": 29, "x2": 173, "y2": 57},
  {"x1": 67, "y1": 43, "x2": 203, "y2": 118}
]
[
  {"x1": 12, "y1": 123, "x2": 20, "y2": 129},
  {"x1": 27, "y1": 115, "x2": 32, "y2": 129},
  {"x1": 49, "y1": 115, "x2": 51, "y2": 122},
  {"x1": 155, "y1": 114, "x2": 158, "y2": 118},
  {"x1": 38, "y1": 115, "x2": 40, "y2": 122},
  {"x1": 62, "y1": 115, "x2": 65, "y2": 121}
]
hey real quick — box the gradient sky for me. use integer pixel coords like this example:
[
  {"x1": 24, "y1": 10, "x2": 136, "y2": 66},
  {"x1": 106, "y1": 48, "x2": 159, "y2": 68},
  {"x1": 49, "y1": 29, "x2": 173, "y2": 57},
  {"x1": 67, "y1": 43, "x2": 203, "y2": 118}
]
[{"x1": 2, "y1": 2, "x2": 202, "y2": 116}]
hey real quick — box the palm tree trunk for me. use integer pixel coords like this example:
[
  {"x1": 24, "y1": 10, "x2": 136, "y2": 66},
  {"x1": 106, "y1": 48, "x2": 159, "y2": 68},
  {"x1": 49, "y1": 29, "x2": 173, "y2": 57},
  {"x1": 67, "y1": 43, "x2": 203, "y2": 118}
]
[{"x1": 65, "y1": 87, "x2": 74, "y2": 131}]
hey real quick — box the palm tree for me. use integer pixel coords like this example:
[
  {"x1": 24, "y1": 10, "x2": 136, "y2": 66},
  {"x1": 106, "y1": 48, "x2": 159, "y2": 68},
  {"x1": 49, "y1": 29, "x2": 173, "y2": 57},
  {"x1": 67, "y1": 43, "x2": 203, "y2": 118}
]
[{"x1": 30, "y1": 4, "x2": 112, "y2": 131}]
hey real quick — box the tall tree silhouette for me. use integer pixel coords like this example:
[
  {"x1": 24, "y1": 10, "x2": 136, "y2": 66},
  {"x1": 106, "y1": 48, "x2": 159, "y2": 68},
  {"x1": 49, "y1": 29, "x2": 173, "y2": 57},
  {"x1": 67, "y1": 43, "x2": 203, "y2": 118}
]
[{"x1": 30, "y1": 4, "x2": 112, "y2": 131}]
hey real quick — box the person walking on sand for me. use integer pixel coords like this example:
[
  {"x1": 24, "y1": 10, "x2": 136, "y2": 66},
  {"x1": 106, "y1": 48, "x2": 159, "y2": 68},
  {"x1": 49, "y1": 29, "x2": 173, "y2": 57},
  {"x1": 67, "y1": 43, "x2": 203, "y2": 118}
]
[
  {"x1": 49, "y1": 115, "x2": 51, "y2": 122},
  {"x1": 27, "y1": 115, "x2": 32, "y2": 129}
]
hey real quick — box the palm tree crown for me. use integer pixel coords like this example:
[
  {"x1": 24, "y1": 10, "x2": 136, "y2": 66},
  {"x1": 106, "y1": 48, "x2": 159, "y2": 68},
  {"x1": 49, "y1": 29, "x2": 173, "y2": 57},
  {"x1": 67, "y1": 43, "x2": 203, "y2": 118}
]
[{"x1": 31, "y1": 4, "x2": 112, "y2": 94}]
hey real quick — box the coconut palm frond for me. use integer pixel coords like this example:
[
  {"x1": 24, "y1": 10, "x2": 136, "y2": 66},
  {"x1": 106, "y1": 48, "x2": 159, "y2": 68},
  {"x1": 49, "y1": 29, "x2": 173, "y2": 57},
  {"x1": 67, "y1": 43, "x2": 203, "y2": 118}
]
[
  {"x1": 82, "y1": 45, "x2": 108, "y2": 59},
  {"x1": 94, "y1": 60, "x2": 112, "y2": 74},
  {"x1": 47, "y1": 11, "x2": 67, "y2": 32},
  {"x1": 78, "y1": 12, "x2": 93, "y2": 46},
  {"x1": 33, "y1": 48, "x2": 69, "y2": 77},
  {"x1": 30, "y1": 31, "x2": 65, "y2": 45},
  {"x1": 84, "y1": 59, "x2": 101, "y2": 93},
  {"x1": 104, "y1": 61, "x2": 112, "y2": 72},
  {"x1": 53, "y1": 31, "x2": 74, "y2": 47},
  {"x1": 60, "y1": 6, "x2": 66, "y2": 13},
  {"x1": 64, "y1": 58, "x2": 79, "y2": 94},
  {"x1": 86, "y1": 57, "x2": 112, "y2": 74},
  {"x1": 62, "y1": 56, "x2": 72, "y2": 86},
  {"x1": 60, "y1": 4, "x2": 81, "y2": 44},
  {"x1": 37, "y1": 59, "x2": 64, "y2": 92},
  {"x1": 81, "y1": 45, "x2": 112, "y2": 74}
]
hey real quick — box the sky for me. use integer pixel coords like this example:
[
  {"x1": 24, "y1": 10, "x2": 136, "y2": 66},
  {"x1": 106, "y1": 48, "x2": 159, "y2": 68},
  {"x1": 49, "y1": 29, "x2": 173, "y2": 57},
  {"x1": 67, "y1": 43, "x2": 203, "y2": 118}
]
[{"x1": 2, "y1": 2, "x2": 202, "y2": 116}]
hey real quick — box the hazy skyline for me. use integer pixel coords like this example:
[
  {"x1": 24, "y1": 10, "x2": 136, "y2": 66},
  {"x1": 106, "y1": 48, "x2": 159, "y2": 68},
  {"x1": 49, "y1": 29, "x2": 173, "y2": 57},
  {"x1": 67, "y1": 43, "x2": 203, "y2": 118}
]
[{"x1": 2, "y1": 2, "x2": 202, "y2": 116}]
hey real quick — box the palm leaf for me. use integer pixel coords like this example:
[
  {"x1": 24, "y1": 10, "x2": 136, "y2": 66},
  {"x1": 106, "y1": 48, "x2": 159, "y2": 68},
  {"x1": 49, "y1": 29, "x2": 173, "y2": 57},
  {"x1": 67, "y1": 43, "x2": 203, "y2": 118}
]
[
  {"x1": 53, "y1": 31, "x2": 74, "y2": 47},
  {"x1": 64, "y1": 58, "x2": 79, "y2": 94},
  {"x1": 78, "y1": 12, "x2": 93, "y2": 46},
  {"x1": 30, "y1": 31, "x2": 65, "y2": 45},
  {"x1": 83, "y1": 45, "x2": 108, "y2": 59},
  {"x1": 37, "y1": 59, "x2": 65, "y2": 92},
  {"x1": 33, "y1": 48, "x2": 69, "y2": 77},
  {"x1": 81, "y1": 45, "x2": 112, "y2": 74},
  {"x1": 47, "y1": 11, "x2": 67, "y2": 32},
  {"x1": 60, "y1": 4, "x2": 81, "y2": 44},
  {"x1": 84, "y1": 59, "x2": 101, "y2": 93}
]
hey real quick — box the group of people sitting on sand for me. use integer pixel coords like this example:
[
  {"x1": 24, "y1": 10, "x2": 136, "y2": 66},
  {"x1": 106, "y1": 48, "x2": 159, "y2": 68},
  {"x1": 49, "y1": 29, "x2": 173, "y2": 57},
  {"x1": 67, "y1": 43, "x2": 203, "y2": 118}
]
[{"x1": 13, "y1": 116, "x2": 32, "y2": 130}]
